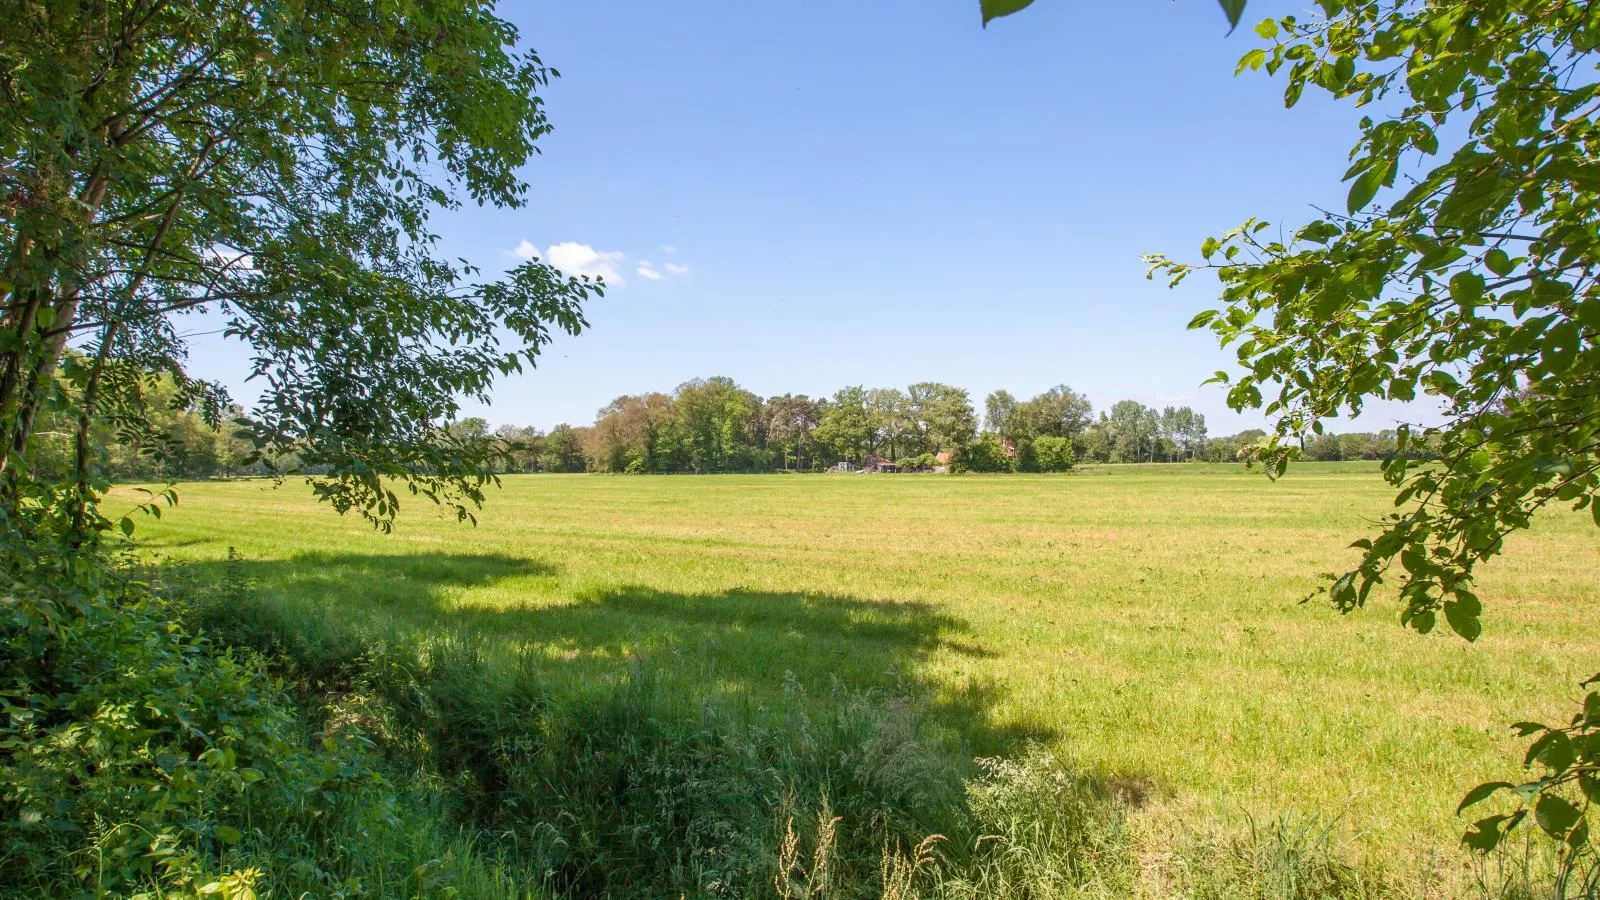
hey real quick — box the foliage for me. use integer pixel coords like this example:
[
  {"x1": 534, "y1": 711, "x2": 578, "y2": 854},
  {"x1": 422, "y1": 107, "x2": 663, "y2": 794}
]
[
  {"x1": 765, "y1": 393, "x2": 825, "y2": 471},
  {"x1": 907, "y1": 382, "x2": 979, "y2": 456},
  {"x1": 495, "y1": 376, "x2": 1241, "y2": 474},
  {"x1": 0, "y1": 532, "x2": 532, "y2": 897},
  {"x1": 984, "y1": 385, "x2": 1094, "y2": 470},
  {"x1": 0, "y1": 0, "x2": 598, "y2": 535},
  {"x1": 814, "y1": 385, "x2": 877, "y2": 469},
  {"x1": 1033, "y1": 435, "x2": 1075, "y2": 472},
  {"x1": 1459, "y1": 677, "x2": 1600, "y2": 866},
  {"x1": 1147, "y1": 0, "x2": 1600, "y2": 862},
  {"x1": 953, "y1": 433, "x2": 1014, "y2": 473},
  {"x1": 1104, "y1": 400, "x2": 1163, "y2": 463}
]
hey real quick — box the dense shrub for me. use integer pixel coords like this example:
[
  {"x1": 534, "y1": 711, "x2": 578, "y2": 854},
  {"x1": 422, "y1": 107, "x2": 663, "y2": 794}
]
[
  {"x1": 1033, "y1": 436, "x2": 1075, "y2": 472},
  {"x1": 0, "y1": 535, "x2": 532, "y2": 898},
  {"x1": 953, "y1": 434, "x2": 1014, "y2": 473}
]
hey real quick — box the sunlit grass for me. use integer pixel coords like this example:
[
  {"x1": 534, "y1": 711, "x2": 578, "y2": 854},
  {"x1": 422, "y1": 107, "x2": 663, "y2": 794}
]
[{"x1": 119, "y1": 461, "x2": 1599, "y2": 892}]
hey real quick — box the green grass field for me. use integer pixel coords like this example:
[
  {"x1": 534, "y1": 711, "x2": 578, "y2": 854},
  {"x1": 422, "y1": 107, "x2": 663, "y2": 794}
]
[{"x1": 122, "y1": 463, "x2": 1598, "y2": 895}]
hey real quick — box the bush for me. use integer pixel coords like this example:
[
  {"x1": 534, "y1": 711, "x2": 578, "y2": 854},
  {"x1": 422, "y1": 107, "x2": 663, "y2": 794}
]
[
  {"x1": 0, "y1": 534, "x2": 532, "y2": 898},
  {"x1": 1033, "y1": 436, "x2": 1075, "y2": 472},
  {"x1": 953, "y1": 435, "x2": 1014, "y2": 473}
]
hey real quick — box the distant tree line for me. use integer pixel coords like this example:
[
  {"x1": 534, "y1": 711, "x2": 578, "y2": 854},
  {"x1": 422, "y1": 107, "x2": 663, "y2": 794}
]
[
  {"x1": 28, "y1": 371, "x2": 261, "y2": 482},
  {"x1": 70, "y1": 373, "x2": 1430, "y2": 481},
  {"x1": 438, "y1": 376, "x2": 1430, "y2": 476}
]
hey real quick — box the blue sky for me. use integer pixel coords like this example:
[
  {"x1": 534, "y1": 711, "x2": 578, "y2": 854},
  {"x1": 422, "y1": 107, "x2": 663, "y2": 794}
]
[{"x1": 194, "y1": 0, "x2": 1436, "y2": 435}]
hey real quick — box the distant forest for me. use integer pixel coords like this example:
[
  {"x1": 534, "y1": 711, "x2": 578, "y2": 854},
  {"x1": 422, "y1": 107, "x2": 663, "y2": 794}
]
[
  {"x1": 65, "y1": 375, "x2": 1427, "y2": 481},
  {"x1": 461, "y1": 377, "x2": 1420, "y2": 476}
]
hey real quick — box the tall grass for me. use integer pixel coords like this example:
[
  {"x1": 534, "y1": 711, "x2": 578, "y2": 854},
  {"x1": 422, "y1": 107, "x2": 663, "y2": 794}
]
[{"x1": 177, "y1": 576, "x2": 1566, "y2": 899}]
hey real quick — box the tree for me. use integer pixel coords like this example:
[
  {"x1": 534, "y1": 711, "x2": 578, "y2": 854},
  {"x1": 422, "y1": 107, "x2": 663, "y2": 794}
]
[
  {"x1": 1023, "y1": 385, "x2": 1094, "y2": 439},
  {"x1": 906, "y1": 382, "x2": 977, "y2": 456},
  {"x1": 495, "y1": 425, "x2": 545, "y2": 473},
  {"x1": 1160, "y1": 406, "x2": 1208, "y2": 461},
  {"x1": 446, "y1": 418, "x2": 491, "y2": 442},
  {"x1": 763, "y1": 394, "x2": 821, "y2": 471},
  {"x1": 814, "y1": 386, "x2": 874, "y2": 466},
  {"x1": 588, "y1": 393, "x2": 675, "y2": 473},
  {"x1": 0, "y1": 0, "x2": 597, "y2": 537},
  {"x1": 1077, "y1": 422, "x2": 1114, "y2": 463},
  {"x1": 1149, "y1": 0, "x2": 1600, "y2": 857},
  {"x1": 984, "y1": 390, "x2": 1021, "y2": 437},
  {"x1": 540, "y1": 425, "x2": 587, "y2": 473},
  {"x1": 868, "y1": 387, "x2": 912, "y2": 460},
  {"x1": 1105, "y1": 401, "x2": 1160, "y2": 463},
  {"x1": 672, "y1": 377, "x2": 763, "y2": 473}
]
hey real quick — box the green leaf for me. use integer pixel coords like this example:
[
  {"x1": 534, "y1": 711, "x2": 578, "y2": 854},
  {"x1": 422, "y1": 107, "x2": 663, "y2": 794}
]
[
  {"x1": 1458, "y1": 781, "x2": 1512, "y2": 814},
  {"x1": 1580, "y1": 773, "x2": 1600, "y2": 804},
  {"x1": 1534, "y1": 794, "x2": 1582, "y2": 838},
  {"x1": 1567, "y1": 817, "x2": 1591, "y2": 850},
  {"x1": 1346, "y1": 165, "x2": 1385, "y2": 213},
  {"x1": 1444, "y1": 594, "x2": 1483, "y2": 641},
  {"x1": 1485, "y1": 248, "x2": 1513, "y2": 276},
  {"x1": 214, "y1": 824, "x2": 242, "y2": 845},
  {"x1": 1411, "y1": 609, "x2": 1436, "y2": 633},
  {"x1": 1525, "y1": 730, "x2": 1575, "y2": 771},
  {"x1": 1218, "y1": 0, "x2": 1247, "y2": 32},
  {"x1": 1449, "y1": 271, "x2": 1485, "y2": 307},
  {"x1": 980, "y1": 0, "x2": 1035, "y2": 25}
]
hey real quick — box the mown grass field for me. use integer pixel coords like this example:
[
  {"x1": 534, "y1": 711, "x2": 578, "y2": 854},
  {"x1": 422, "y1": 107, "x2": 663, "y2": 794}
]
[{"x1": 121, "y1": 462, "x2": 1598, "y2": 893}]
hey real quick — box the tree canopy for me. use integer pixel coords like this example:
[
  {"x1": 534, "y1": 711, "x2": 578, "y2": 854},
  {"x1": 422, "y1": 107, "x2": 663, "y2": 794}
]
[{"x1": 0, "y1": 0, "x2": 599, "y2": 536}]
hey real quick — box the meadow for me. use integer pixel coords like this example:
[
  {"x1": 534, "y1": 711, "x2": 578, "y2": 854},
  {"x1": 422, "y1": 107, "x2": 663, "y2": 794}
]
[{"x1": 122, "y1": 462, "x2": 1598, "y2": 897}]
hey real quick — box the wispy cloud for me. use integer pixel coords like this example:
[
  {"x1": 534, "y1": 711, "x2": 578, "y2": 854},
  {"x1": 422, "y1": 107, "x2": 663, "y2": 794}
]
[{"x1": 504, "y1": 241, "x2": 690, "y2": 285}]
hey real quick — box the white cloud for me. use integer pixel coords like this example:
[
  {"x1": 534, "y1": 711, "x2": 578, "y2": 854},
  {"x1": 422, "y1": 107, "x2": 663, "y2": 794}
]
[
  {"x1": 502, "y1": 240, "x2": 682, "y2": 284},
  {"x1": 544, "y1": 241, "x2": 626, "y2": 282},
  {"x1": 660, "y1": 245, "x2": 678, "y2": 255}
]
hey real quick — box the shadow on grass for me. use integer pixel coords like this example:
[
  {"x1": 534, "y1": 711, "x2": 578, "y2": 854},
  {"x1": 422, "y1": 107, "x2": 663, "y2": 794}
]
[
  {"x1": 169, "y1": 550, "x2": 1176, "y2": 898},
  {"x1": 175, "y1": 549, "x2": 1053, "y2": 757}
]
